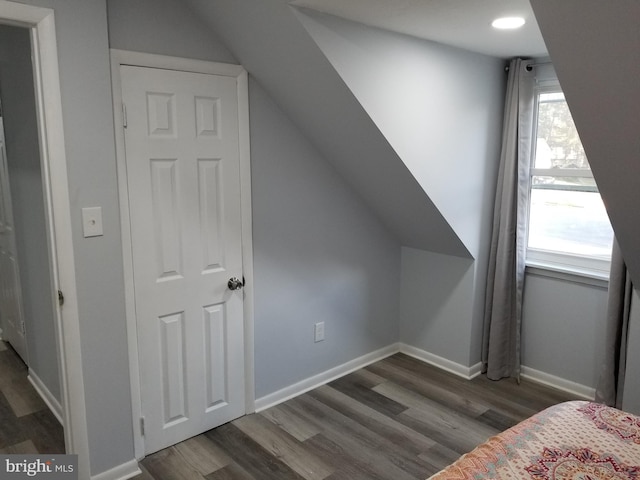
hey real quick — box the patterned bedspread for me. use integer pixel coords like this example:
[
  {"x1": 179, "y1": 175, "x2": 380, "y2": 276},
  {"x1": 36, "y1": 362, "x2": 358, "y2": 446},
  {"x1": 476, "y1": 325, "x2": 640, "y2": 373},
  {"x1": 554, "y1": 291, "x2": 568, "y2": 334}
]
[{"x1": 428, "y1": 401, "x2": 640, "y2": 480}]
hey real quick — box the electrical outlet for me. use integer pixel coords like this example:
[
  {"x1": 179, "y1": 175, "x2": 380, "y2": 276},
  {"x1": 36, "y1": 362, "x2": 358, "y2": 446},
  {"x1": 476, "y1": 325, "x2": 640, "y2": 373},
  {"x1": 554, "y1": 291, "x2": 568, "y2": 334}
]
[{"x1": 314, "y1": 322, "x2": 325, "y2": 343}]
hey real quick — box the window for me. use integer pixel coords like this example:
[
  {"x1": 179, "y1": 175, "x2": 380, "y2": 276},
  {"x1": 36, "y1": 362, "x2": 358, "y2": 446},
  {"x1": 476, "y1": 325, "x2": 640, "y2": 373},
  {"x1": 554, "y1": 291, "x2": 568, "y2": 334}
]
[{"x1": 526, "y1": 89, "x2": 613, "y2": 277}]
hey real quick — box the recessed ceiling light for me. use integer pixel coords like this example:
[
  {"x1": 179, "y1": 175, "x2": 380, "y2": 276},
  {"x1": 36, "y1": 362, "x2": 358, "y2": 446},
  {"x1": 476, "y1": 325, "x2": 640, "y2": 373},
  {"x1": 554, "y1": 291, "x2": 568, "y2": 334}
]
[{"x1": 491, "y1": 17, "x2": 526, "y2": 29}]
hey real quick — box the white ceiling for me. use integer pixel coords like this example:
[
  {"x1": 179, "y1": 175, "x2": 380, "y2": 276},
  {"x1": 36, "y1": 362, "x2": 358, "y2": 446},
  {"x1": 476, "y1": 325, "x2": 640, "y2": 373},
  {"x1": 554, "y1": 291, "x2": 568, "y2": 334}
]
[{"x1": 289, "y1": 0, "x2": 548, "y2": 58}]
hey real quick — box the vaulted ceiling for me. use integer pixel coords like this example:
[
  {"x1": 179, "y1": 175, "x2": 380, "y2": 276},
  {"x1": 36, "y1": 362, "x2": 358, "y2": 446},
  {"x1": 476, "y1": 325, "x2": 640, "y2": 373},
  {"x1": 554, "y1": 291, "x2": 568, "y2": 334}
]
[
  {"x1": 290, "y1": 0, "x2": 547, "y2": 58},
  {"x1": 182, "y1": 0, "x2": 640, "y2": 284},
  {"x1": 183, "y1": 0, "x2": 474, "y2": 258}
]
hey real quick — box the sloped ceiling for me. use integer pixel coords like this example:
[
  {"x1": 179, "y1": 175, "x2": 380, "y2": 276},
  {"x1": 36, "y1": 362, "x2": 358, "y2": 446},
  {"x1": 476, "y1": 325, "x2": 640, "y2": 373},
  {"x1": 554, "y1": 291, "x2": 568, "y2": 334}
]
[
  {"x1": 183, "y1": 0, "x2": 471, "y2": 258},
  {"x1": 291, "y1": 0, "x2": 547, "y2": 58},
  {"x1": 292, "y1": 8, "x2": 504, "y2": 258},
  {"x1": 530, "y1": 0, "x2": 640, "y2": 285}
]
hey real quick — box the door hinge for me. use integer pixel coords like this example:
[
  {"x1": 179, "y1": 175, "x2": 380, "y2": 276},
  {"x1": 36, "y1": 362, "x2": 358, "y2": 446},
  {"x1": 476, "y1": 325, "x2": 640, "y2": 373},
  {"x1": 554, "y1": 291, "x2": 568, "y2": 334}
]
[
  {"x1": 140, "y1": 417, "x2": 145, "y2": 436},
  {"x1": 57, "y1": 290, "x2": 64, "y2": 307},
  {"x1": 21, "y1": 321, "x2": 26, "y2": 335},
  {"x1": 122, "y1": 103, "x2": 128, "y2": 129}
]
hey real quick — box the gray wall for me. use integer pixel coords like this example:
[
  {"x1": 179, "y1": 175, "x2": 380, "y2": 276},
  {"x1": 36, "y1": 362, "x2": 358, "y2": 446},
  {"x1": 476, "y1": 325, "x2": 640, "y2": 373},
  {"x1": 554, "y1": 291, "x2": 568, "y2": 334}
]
[
  {"x1": 295, "y1": 10, "x2": 504, "y2": 258},
  {"x1": 107, "y1": 0, "x2": 236, "y2": 63},
  {"x1": 17, "y1": 0, "x2": 133, "y2": 475},
  {"x1": 249, "y1": 78, "x2": 400, "y2": 397},
  {"x1": 0, "y1": 25, "x2": 60, "y2": 401},
  {"x1": 107, "y1": 0, "x2": 401, "y2": 402},
  {"x1": 297, "y1": 14, "x2": 504, "y2": 369},
  {"x1": 521, "y1": 272, "x2": 607, "y2": 391},
  {"x1": 186, "y1": 0, "x2": 471, "y2": 257},
  {"x1": 400, "y1": 248, "x2": 476, "y2": 366}
]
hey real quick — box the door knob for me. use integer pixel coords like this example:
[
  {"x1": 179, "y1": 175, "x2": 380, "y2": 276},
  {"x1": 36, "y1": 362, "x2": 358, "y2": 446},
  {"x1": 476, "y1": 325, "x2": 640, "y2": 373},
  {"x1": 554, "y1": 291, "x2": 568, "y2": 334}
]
[{"x1": 227, "y1": 277, "x2": 244, "y2": 291}]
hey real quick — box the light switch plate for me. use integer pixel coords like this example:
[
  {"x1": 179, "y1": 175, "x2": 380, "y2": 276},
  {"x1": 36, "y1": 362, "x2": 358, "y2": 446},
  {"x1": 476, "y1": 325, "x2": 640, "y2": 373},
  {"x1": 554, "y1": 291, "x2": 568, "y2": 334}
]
[{"x1": 82, "y1": 207, "x2": 103, "y2": 237}]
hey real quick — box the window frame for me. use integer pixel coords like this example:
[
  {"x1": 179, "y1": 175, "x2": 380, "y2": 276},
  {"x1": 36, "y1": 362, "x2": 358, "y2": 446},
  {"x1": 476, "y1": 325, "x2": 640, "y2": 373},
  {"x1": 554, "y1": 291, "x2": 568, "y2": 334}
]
[{"x1": 524, "y1": 83, "x2": 612, "y2": 280}]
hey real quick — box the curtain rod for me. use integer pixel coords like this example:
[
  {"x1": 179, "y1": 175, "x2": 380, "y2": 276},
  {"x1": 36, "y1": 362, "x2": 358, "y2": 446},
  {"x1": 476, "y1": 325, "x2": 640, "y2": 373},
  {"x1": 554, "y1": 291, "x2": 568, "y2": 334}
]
[
  {"x1": 504, "y1": 61, "x2": 552, "y2": 72},
  {"x1": 525, "y1": 61, "x2": 552, "y2": 71}
]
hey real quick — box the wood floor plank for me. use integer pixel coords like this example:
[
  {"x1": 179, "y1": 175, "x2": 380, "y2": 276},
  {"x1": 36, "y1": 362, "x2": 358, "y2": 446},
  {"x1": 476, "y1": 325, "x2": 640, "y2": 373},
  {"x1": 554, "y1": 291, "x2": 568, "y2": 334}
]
[
  {"x1": 0, "y1": 391, "x2": 26, "y2": 449},
  {"x1": 457, "y1": 381, "x2": 551, "y2": 422},
  {"x1": 141, "y1": 447, "x2": 205, "y2": 480},
  {"x1": 18, "y1": 409, "x2": 65, "y2": 453},
  {"x1": 308, "y1": 384, "x2": 436, "y2": 455},
  {"x1": 474, "y1": 374, "x2": 576, "y2": 411},
  {"x1": 341, "y1": 368, "x2": 388, "y2": 389},
  {"x1": 173, "y1": 434, "x2": 232, "y2": 476},
  {"x1": 260, "y1": 403, "x2": 320, "y2": 442},
  {"x1": 328, "y1": 374, "x2": 407, "y2": 417},
  {"x1": 304, "y1": 434, "x2": 392, "y2": 480},
  {"x1": 3, "y1": 376, "x2": 48, "y2": 417},
  {"x1": 0, "y1": 439, "x2": 39, "y2": 454},
  {"x1": 373, "y1": 378, "x2": 499, "y2": 444},
  {"x1": 135, "y1": 353, "x2": 576, "y2": 479},
  {"x1": 205, "y1": 462, "x2": 255, "y2": 480},
  {"x1": 0, "y1": 348, "x2": 27, "y2": 383},
  {"x1": 377, "y1": 354, "x2": 576, "y2": 422},
  {"x1": 233, "y1": 414, "x2": 334, "y2": 480},
  {"x1": 418, "y1": 443, "x2": 463, "y2": 471},
  {"x1": 476, "y1": 408, "x2": 520, "y2": 431},
  {"x1": 366, "y1": 359, "x2": 490, "y2": 418},
  {"x1": 289, "y1": 394, "x2": 435, "y2": 480},
  {"x1": 205, "y1": 423, "x2": 306, "y2": 480},
  {"x1": 395, "y1": 409, "x2": 495, "y2": 455}
]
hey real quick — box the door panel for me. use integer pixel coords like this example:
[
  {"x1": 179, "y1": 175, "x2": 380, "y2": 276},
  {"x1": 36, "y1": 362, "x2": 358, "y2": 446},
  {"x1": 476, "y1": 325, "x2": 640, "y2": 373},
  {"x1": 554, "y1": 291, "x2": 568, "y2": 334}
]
[{"x1": 121, "y1": 66, "x2": 245, "y2": 454}]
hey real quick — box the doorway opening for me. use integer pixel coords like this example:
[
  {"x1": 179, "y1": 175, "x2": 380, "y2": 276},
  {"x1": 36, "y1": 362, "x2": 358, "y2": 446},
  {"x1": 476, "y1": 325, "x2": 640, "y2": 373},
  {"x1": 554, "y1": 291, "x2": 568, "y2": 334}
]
[
  {"x1": 0, "y1": 2, "x2": 88, "y2": 476},
  {"x1": 0, "y1": 22, "x2": 64, "y2": 453}
]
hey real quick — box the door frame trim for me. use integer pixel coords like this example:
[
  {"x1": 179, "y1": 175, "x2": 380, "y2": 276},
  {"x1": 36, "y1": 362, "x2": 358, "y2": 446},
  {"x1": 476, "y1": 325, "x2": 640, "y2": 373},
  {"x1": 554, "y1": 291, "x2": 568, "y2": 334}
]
[
  {"x1": 0, "y1": 1, "x2": 90, "y2": 476},
  {"x1": 109, "y1": 49, "x2": 255, "y2": 459}
]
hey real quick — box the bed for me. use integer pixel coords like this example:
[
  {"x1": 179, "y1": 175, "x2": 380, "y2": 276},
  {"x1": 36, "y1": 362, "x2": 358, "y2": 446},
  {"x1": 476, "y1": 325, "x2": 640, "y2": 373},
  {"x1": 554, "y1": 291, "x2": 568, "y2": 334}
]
[{"x1": 428, "y1": 400, "x2": 640, "y2": 480}]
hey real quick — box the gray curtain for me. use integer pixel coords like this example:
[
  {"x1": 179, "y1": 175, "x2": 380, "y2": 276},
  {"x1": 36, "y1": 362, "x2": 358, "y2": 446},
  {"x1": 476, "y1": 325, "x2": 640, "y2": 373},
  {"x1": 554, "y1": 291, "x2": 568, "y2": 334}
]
[
  {"x1": 482, "y1": 58, "x2": 535, "y2": 381},
  {"x1": 595, "y1": 238, "x2": 632, "y2": 408}
]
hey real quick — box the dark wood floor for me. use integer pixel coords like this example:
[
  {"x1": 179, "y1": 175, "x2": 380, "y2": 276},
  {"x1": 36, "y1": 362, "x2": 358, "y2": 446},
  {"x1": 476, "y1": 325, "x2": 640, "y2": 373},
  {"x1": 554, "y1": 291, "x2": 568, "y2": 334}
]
[
  {"x1": 135, "y1": 353, "x2": 577, "y2": 479},
  {"x1": 0, "y1": 340, "x2": 65, "y2": 454}
]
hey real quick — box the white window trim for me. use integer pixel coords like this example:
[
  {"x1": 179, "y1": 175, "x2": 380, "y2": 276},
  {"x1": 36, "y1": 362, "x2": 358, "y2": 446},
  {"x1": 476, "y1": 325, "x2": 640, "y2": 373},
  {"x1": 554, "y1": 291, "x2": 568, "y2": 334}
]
[
  {"x1": 526, "y1": 249, "x2": 610, "y2": 283},
  {"x1": 524, "y1": 81, "x2": 611, "y2": 281},
  {"x1": 531, "y1": 168, "x2": 594, "y2": 178},
  {"x1": 525, "y1": 263, "x2": 609, "y2": 289}
]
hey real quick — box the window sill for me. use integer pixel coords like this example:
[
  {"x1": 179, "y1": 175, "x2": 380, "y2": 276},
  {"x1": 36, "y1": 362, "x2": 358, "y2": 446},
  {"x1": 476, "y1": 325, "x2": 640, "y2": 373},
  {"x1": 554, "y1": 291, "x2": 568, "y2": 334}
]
[{"x1": 525, "y1": 260, "x2": 609, "y2": 288}]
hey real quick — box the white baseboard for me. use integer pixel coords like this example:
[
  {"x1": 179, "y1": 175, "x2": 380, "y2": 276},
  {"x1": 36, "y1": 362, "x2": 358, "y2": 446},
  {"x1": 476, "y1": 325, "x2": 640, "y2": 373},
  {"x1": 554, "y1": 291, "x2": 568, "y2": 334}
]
[
  {"x1": 254, "y1": 342, "x2": 594, "y2": 415},
  {"x1": 27, "y1": 369, "x2": 63, "y2": 425},
  {"x1": 521, "y1": 366, "x2": 595, "y2": 400},
  {"x1": 399, "y1": 343, "x2": 482, "y2": 380},
  {"x1": 468, "y1": 361, "x2": 483, "y2": 379},
  {"x1": 254, "y1": 343, "x2": 400, "y2": 412},
  {"x1": 91, "y1": 459, "x2": 141, "y2": 480}
]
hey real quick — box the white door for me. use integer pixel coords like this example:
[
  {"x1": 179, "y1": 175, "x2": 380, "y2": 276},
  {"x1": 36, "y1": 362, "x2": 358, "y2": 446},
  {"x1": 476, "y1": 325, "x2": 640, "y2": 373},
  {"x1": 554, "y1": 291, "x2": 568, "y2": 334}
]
[
  {"x1": 121, "y1": 65, "x2": 245, "y2": 454},
  {"x1": 0, "y1": 115, "x2": 28, "y2": 363}
]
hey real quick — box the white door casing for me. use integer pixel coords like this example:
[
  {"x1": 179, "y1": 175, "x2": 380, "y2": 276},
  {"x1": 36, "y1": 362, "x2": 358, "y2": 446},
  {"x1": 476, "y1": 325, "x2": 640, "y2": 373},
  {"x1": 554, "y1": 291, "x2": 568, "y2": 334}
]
[
  {"x1": 0, "y1": 3, "x2": 90, "y2": 478},
  {"x1": 0, "y1": 116, "x2": 28, "y2": 362},
  {"x1": 120, "y1": 64, "x2": 248, "y2": 455}
]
